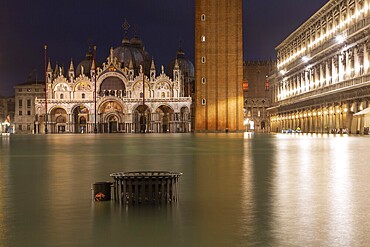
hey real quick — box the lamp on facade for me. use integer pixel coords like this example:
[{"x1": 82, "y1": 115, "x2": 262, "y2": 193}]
[
  {"x1": 336, "y1": 35, "x2": 345, "y2": 44},
  {"x1": 302, "y1": 56, "x2": 310, "y2": 63}
]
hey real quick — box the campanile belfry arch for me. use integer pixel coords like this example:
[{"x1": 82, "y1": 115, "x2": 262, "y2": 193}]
[{"x1": 194, "y1": 0, "x2": 244, "y2": 132}]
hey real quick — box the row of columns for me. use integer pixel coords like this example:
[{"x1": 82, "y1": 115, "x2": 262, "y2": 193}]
[
  {"x1": 270, "y1": 102, "x2": 369, "y2": 134},
  {"x1": 35, "y1": 112, "x2": 191, "y2": 134}
]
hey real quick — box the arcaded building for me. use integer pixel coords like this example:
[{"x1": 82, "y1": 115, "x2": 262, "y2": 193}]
[
  {"x1": 194, "y1": 0, "x2": 244, "y2": 132},
  {"x1": 269, "y1": 0, "x2": 370, "y2": 134},
  {"x1": 33, "y1": 32, "x2": 193, "y2": 134}
]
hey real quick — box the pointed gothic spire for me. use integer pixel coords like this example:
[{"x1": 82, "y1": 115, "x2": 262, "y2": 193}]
[
  {"x1": 174, "y1": 58, "x2": 180, "y2": 69},
  {"x1": 150, "y1": 57, "x2": 156, "y2": 70},
  {"x1": 128, "y1": 57, "x2": 134, "y2": 69},
  {"x1": 47, "y1": 58, "x2": 52, "y2": 72},
  {"x1": 53, "y1": 62, "x2": 59, "y2": 76},
  {"x1": 91, "y1": 59, "x2": 96, "y2": 70},
  {"x1": 69, "y1": 59, "x2": 74, "y2": 71},
  {"x1": 110, "y1": 47, "x2": 114, "y2": 63}
]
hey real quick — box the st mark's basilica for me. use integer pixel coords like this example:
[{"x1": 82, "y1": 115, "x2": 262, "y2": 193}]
[{"x1": 33, "y1": 25, "x2": 194, "y2": 134}]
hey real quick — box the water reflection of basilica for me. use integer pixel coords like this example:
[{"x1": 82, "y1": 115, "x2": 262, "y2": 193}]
[{"x1": 34, "y1": 29, "x2": 194, "y2": 134}]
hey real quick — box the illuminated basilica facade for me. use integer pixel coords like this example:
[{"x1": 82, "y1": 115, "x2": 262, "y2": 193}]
[
  {"x1": 269, "y1": 0, "x2": 370, "y2": 134},
  {"x1": 34, "y1": 36, "x2": 193, "y2": 134}
]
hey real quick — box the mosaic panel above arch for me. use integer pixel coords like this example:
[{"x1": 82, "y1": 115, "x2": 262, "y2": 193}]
[
  {"x1": 54, "y1": 83, "x2": 69, "y2": 92},
  {"x1": 75, "y1": 81, "x2": 92, "y2": 91},
  {"x1": 73, "y1": 105, "x2": 89, "y2": 114},
  {"x1": 52, "y1": 107, "x2": 67, "y2": 115},
  {"x1": 99, "y1": 101, "x2": 123, "y2": 114}
]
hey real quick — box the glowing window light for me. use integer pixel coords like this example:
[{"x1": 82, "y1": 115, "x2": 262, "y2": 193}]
[
  {"x1": 302, "y1": 56, "x2": 310, "y2": 62},
  {"x1": 277, "y1": 4, "x2": 368, "y2": 68},
  {"x1": 336, "y1": 35, "x2": 345, "y2": 43},
  {"x1": 364, "y1": 60, "x2": 369, "y2": 70}
]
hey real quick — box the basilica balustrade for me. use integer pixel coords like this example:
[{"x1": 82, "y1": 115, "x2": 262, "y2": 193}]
[{"x1": 100, "y1": 90, "x2": 126, "y2": 98}]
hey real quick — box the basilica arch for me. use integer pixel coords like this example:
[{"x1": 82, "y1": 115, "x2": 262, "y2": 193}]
[
  {"x1": 49, "y1": 107, "x2": 68, "y2": 133},
  {"x1": 98, "y1": 100, "x2": 125, "y2": 133},
  {"x1": 97, "y1": 71, "x2": 127, "y2": 98},
  {"x1": 180, "y1": 106, "x2": 191, "y2": 132},
  {"x1": 155, "y1": 105, "x2": 174, "y2": 133},
  {"x1": 133, "y1": 104, "x2": 151, "y2": 133},
  {"x1": 71, "y1": 105, "x2": 89, "y2": 133}
]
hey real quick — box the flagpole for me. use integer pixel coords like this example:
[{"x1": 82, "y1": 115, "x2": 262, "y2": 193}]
[
  {"x1": 93, "y1": 45, "x2": 97, "y2": 134},
  {"x1": 141, "y1": 47, "x2": 147, "y2": 133},
  {"x1": 44, "y1": 44, "x2": 48, "y2": 134}
]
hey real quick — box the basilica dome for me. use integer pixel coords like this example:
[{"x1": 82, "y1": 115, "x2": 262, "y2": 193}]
[
  {"x1": 167, "y1": 48, "x2": 195, "y2": 97},
  {"x1": 76, "y1": 48, "x2": 94, "y2": 76},
  {"x1": 113, "y1": 35, "x2": 151, "y2": 75},
  {"x1": 167, "y1": 48, "x2": 194, "y2": 79}
]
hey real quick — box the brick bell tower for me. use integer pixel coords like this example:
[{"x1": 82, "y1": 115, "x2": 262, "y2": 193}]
[{"x1": 194, "y1": 0, "x2": 244, "y2": 132}]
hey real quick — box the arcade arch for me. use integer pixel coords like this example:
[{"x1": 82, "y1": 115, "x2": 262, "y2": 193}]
[{"x1": 50, "y1": 107, "x2": 67, "y2": 133}]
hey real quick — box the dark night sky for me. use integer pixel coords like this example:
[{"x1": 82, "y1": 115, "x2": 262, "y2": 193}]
[{"x1": 0, "y1": 0, "x2": 328, "y2": 96}]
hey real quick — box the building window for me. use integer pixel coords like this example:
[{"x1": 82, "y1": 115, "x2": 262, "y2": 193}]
[
  {"x1": 265, "y1": 81, "x2": 270, "y2": 91},
  {"x1": 19, "y1": 99, "x2": 23, "y2": 107},
  {"x1": 27, "y1": 88, "x2": 31, "y2": 92},
  {"x1": 82, "y1": 93, "x2": 85, "y2": 99},
  {"x1": 19, "y1": 111, "x2": 22, "y2": 116},
  {"x1": 60, "y1": 94, "x2": 64, "y2": 99},
  {"x1": 27, "y1": 111, "x2": 31, "y2": 115},
  {"x1": 27, "y1": 99, "x2": 31, "y2": 108},
  {"x1": 18, "y1": 89, "x2": 22, "y2": 92},
  {"x1": 201, "y1": 56, "x2": 206, "y2": 64},
  {"x1": 201, "y1": 14, "x2": 206, "y2": 21},
  {"x1": 201, "y1": 35, "x2": 206, "y2": 42},
  {"x1": 202, "y1": 77, "x2": 206, "y2": 84},
  {"x1": 19, "y1": 125, "x2": 22, "y2": 131},
  {"x1": 27, "y1": 124, "x2": 31, "y2": 131},
  {"x1": 201, "y1": 98, "x2": 206, "y2": 105},
  {"x1": 243, "y1": 81, "x2": 249, "y2": 91}
]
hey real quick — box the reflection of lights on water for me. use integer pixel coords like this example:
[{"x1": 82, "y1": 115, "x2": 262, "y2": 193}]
[
  {"x1": 1, "y1": 121, "x2": 10, "y2": 126},
  {"x1": 1, "y1": 121, "x2": 11, "y2": 135},
  {"x1": 243, "y1": 132, "x2": 254, "y2": 139},
  {"x1": 244, "y1": 118, "x2": 254, "y2": 130}
]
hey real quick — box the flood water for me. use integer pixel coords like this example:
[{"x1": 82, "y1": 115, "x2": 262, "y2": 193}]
[{"x1": 1, "y1": 133, "x2": 370, "y2": 246}]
